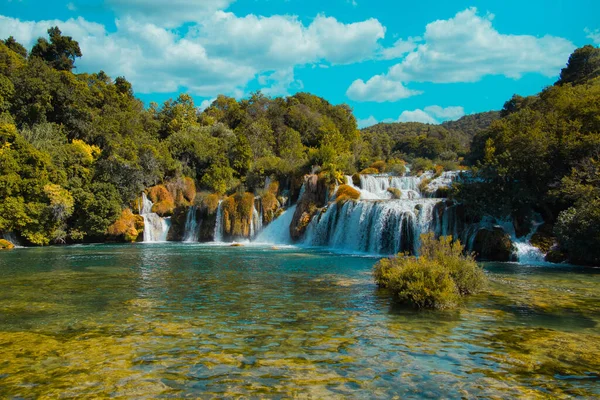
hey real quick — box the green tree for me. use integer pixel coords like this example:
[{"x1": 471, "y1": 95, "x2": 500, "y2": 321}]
[
  {"x1": 30, "y1": 27, "x2": 82, "y2": 71},
  {"x1": 556, "y1": 45, "x2": 600, "y2": 86},
  {"x1": 2, "y1": 36, "x2": 27, "y2": 58}
]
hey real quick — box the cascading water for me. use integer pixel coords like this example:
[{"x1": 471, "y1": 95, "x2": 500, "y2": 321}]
[
  {"x1": 500, "y1": 215, "x2": 546, "y2": 263},
  {"x1": 255, "y1": 205, "x2": 297, "y2": 244},
  {"x1": 182, "y1": 206, "x2": 200, "y2": 243},
  {"x1": 213, "y1": 201, "x2": 224, "y2": 242},
  {"x1": 303, "y1": 199, "x2": 442, "y2": 255},
  {"x1": 140, "y1": 193, "x2": 171, "y2": 242}
]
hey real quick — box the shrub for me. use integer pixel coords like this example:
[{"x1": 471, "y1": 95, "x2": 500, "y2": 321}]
[
  {"x1": 388, "y1": 158, "x2": 407, "y2": 176},
  {"x1": 387, "y1": 187, "x2": 402, "y2": 199},
  {"x1": 412, "y1": 158, "x2": 434, "y2": 173},
  {"x1": 433, "y1": 164, "x2": 444, "y2": 178},
  {"x1": 370, "y1": 160, "x2": 387, "y2": 173},
  {"x1": 148, "y1": 185, "x2": 175, "y2": 216},
  {"x1": 360, "y1": 167, "x2": 379, "y2": 175},
  {"x1": 202, "y1": 193, "x2": 221, "y2": 215},
  {"x1": 418, "y1": 178, "x2": 432, "y2": 194},
  {"x1": 335, "y1": 184, "x2": 360, "y2": 204},
  {"x1": 374, "y1": 233, "x2": 486, "y2": 310},
  {"x1": 107, "y1": 209, "x2": 143, "y2": 242},
  {"x1": 0, "y1": 239, "x2": 14, "y2": 250}
]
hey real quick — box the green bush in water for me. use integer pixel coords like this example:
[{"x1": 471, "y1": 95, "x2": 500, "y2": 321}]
[{"x1": 374, "y1": 233, "x2": 487, "y2": 310}]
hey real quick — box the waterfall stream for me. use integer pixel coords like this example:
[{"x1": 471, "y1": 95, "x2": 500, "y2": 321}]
[
  {"x1": 213, "y1": 201, "x2": 224, "y2": 242},
  {"x1": 255, "y1": 205, "x2": 297, "y2": 244},
  {"x1": 140, "y1": 193, "x2": 171, "y2": 242},
  {"x1": 182, "y1": 206, "x2": 199, "y2": 243}
]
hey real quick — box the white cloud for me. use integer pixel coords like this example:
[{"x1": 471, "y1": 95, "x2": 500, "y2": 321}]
[
  {"x1": 104, "y1": 0, "x2": 235, "y2": 28},
  {"x1": 398, "y1": 109, "x2": 438, "y2": 124},
  {"x1": 0, "y1": 11, "x2": 385, "y2": 97},
  {"x1": 198, "y1": 12, "x2": 385, "y2": 68},
  {"x1": 379, "y1": 36, "x2": 420, "y2": 60},
  {"x1": 423, "y1": 105, "x2": 464, "y2": 120},
  {"x1": 346, "y1": 74, "x2": 421, "y2": 102},
  {"x1": 348, "y1": 7, "x2": 575, "y2": 102},
  {"x1": 258, "y1": 68, "x2": 304, "y2": 97},
  {"x1": 388, "y1": 8, "x2": 574, "y2": 83},
  {"x1": 585, "y1": 28, "x2": 600, "y2": 45},
  {"x1": 367, "y1": 105, "x2": 465, "y2": 125},
  {"x1": 357, "y1": 115, "x2": 378, "y2": 128},
  {"x1": 198, "y1": 98, "x2": 216, "y2": 112}
]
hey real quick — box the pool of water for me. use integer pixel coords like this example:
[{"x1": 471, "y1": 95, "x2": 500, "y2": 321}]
[{"x1": 0, "y1": 244, "x2": 599, "y2": 398}]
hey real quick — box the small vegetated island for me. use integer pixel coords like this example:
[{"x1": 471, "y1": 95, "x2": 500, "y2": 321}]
[{"x1": 1, "y1": 28, "x2": 600, "y2": 398}]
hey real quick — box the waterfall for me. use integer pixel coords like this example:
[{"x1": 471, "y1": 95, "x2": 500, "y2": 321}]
[
  {"x1": 255, "y1": 205, "x2": 297, "y2": 244},
  {"x1": 507, "y1": 215, "x2": 546, "y2": 263},
  {"x1": 182, "y1": 206, "x2": 200, "y2": 243},
  {"x1": 140, "y1": 193, "x2": 171, "y2": 242},
  {"x1": 250, "y1": 203, "x2": 262, "y2": 238},
  {"x1": 213, "y1": 201, "x2": 224, "y2": 242},
  {"x1": 2, "y1": 232, "x2": 22, "y2": 248},
  {"x1": 303, "y1": 199, "x2": 442, "y2": 255}
]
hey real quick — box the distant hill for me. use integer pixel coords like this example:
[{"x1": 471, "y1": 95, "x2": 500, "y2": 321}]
[{"x1": 360, "y1": 111, "x2": 500, "y2": 160}]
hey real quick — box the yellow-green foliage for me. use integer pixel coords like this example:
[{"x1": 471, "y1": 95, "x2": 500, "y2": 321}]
[
  {"x1": 223, "y1": 192, "x2": 255, "y2": 237},
  {"x1": 70, "y1": 139, "x2": 100, "y2": 165},
  {"x1": 107, "y1": 208, "x2": 143, "y2": 242},
  {"x1": 418, "y1": 178, "x2": 432, "y2": 194},
  {"x1": 360, "y1": 167, "x2": 379, "y2": 175},
  {"x1": 374, "y1": 233, "x2": 486, "y2": 310},
  {"x1": 262, "y1": 196, "x2": 279, "y2": 225},
  {"x1": 387, "y1": 188, "x2": 402, "y2": 199},
  {"x1": 202, "y1": 193, "x2": 221, "y2": 215},
  {"x1": 335, "y1": 184, "x2": 360, "y2": 204},
  {"x1": 370, "y1": 160, "x2": 387, "y2": 173},
  {"x1": 388, "y1": 158, "x2": 407, "y2": 176},
  {"x1": 148, "y1": 185, "x2": 175, "y2": 216},
  {"x1": 0, "y1": 239, "x2": 14, "y2": 249}
]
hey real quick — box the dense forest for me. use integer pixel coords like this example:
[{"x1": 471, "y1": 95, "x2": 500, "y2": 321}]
[{"x1": 1, "y1": 28, "x2": 599, "y2": 265}]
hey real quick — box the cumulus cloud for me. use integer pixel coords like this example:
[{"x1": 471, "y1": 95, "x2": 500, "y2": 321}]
[
  {"x1": 379, "y1": 36, "x2": 420, "y2": 60},
  {"x1": 348, "y1": 7, "x2": 575, "y2": 102},
  {"x1": 365, "y1": 105, "x2": 465, "y2": 126},
  {"x1": 585, "y1": 28, "x2": 600, "y2": 45},
  {"x1": 357, "y1": 115, "x2": 378, "y2": 129},
  {"x1": 346, "y1": 74, "x2": 421, "y2": 102},
  {"x1": 397, "y1": 109, "x2": 438, "y2": 124},
  {"x1": 104, "y1": 0, "x2": 235, "y2": 28},
  {"x1": 0, "y1": 11, "x2": 385, "y2": 96},
  {"x1": 198, "y1": 12, "x2": 385, "y2": 68}
]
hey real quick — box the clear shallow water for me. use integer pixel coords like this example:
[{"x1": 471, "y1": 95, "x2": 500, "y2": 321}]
[{"x1": 0, "y1": 244, "x2": 599, "y2": 398}]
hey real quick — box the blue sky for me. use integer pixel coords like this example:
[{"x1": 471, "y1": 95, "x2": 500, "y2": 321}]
[{"x1": 1, "y1": 0, "x2": 599, "y2": 127}]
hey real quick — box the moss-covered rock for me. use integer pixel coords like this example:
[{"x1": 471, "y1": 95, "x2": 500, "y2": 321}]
[
  {"x1": 472, "y1": 227, "x2": 515, "y2": 261},
  {"x1": 335, "y1": 184, "x2": 360, "y2": 205},
  {"x1": 0, "y1": 239, "x2": 15, "y2": 250},
  {"x1": 351, "y1": 173, "x2": 361, "y2": 187},
  {"x1": 221, "y1": 192, "x2": 256, "y2": 240},
  {"x1": 387, "y1": 187, "x2": 402, "y2": 199},
  {"x1": 359, "y1": 167, "x2": 379, "y2": 175},
  {"x1": 166, "y1": 206, "x2": 188, "y2": 242},
  {"x1": 290, "y1": 174, "x2": 329, "y2": 241}
]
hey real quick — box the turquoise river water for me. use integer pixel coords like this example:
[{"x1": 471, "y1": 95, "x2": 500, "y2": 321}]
[{"x1": 0, "y1": 243, "x2": 599, "y2": 398}]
